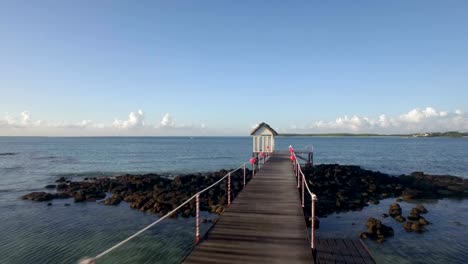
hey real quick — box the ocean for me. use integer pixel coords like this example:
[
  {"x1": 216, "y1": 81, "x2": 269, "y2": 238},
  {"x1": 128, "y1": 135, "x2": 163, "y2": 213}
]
[{"x1": 0, "y1": 136, "x2": 467, "y2": 263}]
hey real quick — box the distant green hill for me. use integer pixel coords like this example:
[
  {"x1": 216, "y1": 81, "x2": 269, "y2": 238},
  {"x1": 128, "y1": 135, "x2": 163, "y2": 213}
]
[{"x1": 411, "y1": 131, "x2": 468, "y2": 138}]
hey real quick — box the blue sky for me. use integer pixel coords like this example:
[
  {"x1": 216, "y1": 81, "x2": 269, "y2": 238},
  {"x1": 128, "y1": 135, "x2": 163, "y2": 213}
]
[{"x1": 1, "y1": 1, "x2": 467, "y2": 135}]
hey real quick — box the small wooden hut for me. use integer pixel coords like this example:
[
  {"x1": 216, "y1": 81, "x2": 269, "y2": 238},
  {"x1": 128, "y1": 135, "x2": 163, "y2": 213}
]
[{"x1": 250, "y1": 122, "x2": 278, "y2": 154}]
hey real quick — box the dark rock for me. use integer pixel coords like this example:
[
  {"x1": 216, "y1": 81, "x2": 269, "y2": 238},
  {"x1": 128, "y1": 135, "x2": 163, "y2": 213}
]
[
  {"x1": 64, "y1": 203, "x2": 71, "y2": 206},
  {"x1": 56, "y1": 183, "x2": 68, "y2": 190},
  {"x1": 56, "y1": 177, "x2": 67, "y2": 183},
  {"x1": 418, "y1": 216, "x2": 430, "y2": 225},
  {"x1": 403, "y1": 221, "x2": 413, "y2": 232},
  {"x1": 181, "y1": 209, "x2": 192, "y2": 218},
  {"x1": 56, "y1": 193, "x2": 71, "y2": 199},
  {"x1": 47, "y1": 203, "x2": 52, "y2": 206},
  {"x1": 394, "y1": 215, "x2": 406, "y2": 223},
  {"x1": 74, "y1": 191, "x2": 87, "y2": 202},
  {"x1": 22, "y1": 192, "x2": 55, "y2": 201},
  {"x1": 414, "y1": 204, "x2": 428, "y2": 214},
  {"x1": 388, "y1": 203, "x2": 402, "y2": 217},
  {"x1": 402, "y1": 188, "x2": 421, "y2": 201},
  {"x1": 381, "y1": 213, "x2": 389, "y2": 218},
  {"x1": 104, "y1": 196, "x2": 121, "y2": 206},
  {"x1": 45, "y1": 185, "x2": 56, "y2": 189},
  {"x1": 407, "y1": 213, "x2": 420, "y2": 221},
  {"x1": 403, "y1": 221, "x2": 426, "y2": 232},
  {"x1": 410, "y1": 222, "x2": 426, "y2": 232},
  {"x1": 364, "y1": 217, "x2": 394, "y2": 243}
]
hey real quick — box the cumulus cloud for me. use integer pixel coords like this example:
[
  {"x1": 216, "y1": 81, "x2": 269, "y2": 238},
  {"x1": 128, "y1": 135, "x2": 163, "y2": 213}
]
[
  {"x1": 0, "y1": 111, "x2": 43, "y2": 128},
  {"x1": 0, "y1": 110, "x2": 207, "y2": 136},
  {"x1": 160, "y1": 113, "x2": 175, "y2": 128},
  {"x1": 302, "y1": 107, "x2": 468, "y2": 134},
  {"x1": 113, "y1": 110, "x2": 145, "y2": 129},
  {"x1": 1, "y1": 107, "x2": 467, "y2": 136}
]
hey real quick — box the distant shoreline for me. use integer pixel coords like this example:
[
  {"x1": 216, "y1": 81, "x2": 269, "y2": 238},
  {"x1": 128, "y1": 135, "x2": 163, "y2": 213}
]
[{"x1": 280, "y1": 132, "x2": 468, "y2": 138}]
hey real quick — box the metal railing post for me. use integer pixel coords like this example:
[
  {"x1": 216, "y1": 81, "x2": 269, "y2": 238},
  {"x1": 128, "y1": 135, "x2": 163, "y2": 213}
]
[
  {"x1": 302, "y1": 175, "x2": 305, "y2": 208},
  {"x1": 311, "y1": 194, "x2": 317, "y2": 249},
  {"x1": 227, "y1": 172, "x2": 231, "y2": 206},
  {"x1": 195, "y1": 193, "x2": 200, "y2": 244},
  {"x1": 297, "y1": 162, "x2": 300, "y2": 188},
  {"x1": 243, "y1": 163, "x2": 246, "y2": 188}
]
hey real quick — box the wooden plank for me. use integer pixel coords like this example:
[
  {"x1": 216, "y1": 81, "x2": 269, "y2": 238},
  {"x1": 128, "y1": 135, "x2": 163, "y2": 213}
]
[
  {"x1": 334, "y1": 239, "x2": 354, "y2": 264},
  {"x1": 183, "y1": 153, "x2": 313, "y2": 264},
  {"x1": 343, "y1": 239, "x2": 366, "y2": 264},
  {"x1": 328, "y1": 238, "x2": 347, "y2": 264},
  {"x1": 350, "y1": 240, "x2": 375, "y2": 264},
  {"x1": 315, "y1": 239, "x2": 335, "y2": 264}
]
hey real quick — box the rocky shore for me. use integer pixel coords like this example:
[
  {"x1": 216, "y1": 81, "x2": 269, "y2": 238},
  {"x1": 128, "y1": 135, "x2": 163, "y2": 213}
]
[
  {"x1": 23, "y1": 169, "x2": 252, "y2": 217},
  {"x1": 22, "y1": 164, "x2": 467, "y2": 243},
  {"x1": 301, "y1": 164, "x2": 467, "y2": 218},
  {"x1": 300, "y1": 164, "x2": 466, "y2": 243}
]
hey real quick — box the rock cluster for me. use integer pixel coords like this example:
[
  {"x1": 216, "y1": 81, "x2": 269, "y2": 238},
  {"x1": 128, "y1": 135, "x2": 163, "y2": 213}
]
[
  {"x1": 301, "y1": 165, "x2": 467, "y2": 217},
  {"x1": 360, "y1": 217, "x2": 394, "y2": 243},
  {"x1": 388, "y1": 203, "x2": 406, "y2": 222},
  {"x1": 22, "y1": 169, "x2": 252, "y2": 217},
  {"x1": 402, "y1": 205, "x2": 430, "y2": 232},
  {"x1": 22, "y1": 192, "x2": 71, "y2": 201},
  {"x1": 399, "y1": 172, "x2": 467, "y2": 200}
]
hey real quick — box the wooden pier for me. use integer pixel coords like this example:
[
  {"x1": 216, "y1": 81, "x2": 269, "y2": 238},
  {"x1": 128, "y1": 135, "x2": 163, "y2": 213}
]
[
  {"x1": 80, "y1": 124, "x2": 376, "y2": 264},
  {"x1": 183, "y1": 153, "x2": 375, "y2": 264}
]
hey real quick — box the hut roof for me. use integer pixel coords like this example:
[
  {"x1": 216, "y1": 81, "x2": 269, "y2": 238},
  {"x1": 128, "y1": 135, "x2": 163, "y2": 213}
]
[{"x1": 250, "y1": 122, "x2": 279, "y2": 136}]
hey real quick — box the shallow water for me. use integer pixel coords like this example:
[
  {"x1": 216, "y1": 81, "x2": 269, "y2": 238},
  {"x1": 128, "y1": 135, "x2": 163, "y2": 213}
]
[
  {"x1": 0, "y1": 136, "x2": 467, "y2": 263},
  {"x1": 317, "y1": 198, "x2": 468, "y2": 264}
]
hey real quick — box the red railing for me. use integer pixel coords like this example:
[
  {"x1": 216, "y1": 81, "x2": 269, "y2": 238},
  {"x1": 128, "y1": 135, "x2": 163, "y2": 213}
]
[{"x1": 290, "y1": 148, "x2": 318, "y2": 250}]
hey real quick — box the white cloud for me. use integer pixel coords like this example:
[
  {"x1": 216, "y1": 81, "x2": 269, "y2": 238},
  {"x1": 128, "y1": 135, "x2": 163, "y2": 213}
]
[
  {"x1": 299, "y1": 107, "x2": 468, "y2": 134},
  {"x1": 160, "y1": 113, "x2": 175, "y2": 128},
  {"x1": 0, "y1": 111, "x2": 43, "y2": 128},
  {"x1": 113, "y1": 110, "x2": 145, "y2": 129},
  {"x1": 1, "y1": 107, "x2": 467, "y2": 136},
  {"x1": 21, "y1": 111, "x2": 31, "y2": 124},
  {"x1": 0, "y1": 110, "x2": 207, "y2": 136}
]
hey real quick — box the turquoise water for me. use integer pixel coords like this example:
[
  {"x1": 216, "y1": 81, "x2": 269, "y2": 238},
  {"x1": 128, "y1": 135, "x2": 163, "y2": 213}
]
[{"x1": 0, "y1": 137, "x2": 467, "y2": 263}]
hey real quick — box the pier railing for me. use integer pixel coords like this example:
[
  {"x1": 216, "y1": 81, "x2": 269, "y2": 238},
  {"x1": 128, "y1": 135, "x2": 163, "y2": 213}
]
[
  {"x1": 290, "y1": 147, "x2": 318, "y2": 250},
  {"x1": 80, "y1": 153, "x2": 270, "y2": 264}
]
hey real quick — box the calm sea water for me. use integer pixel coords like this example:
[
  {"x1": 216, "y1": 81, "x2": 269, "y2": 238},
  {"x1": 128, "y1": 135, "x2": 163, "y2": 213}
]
[{"x1": 0, "y1": 137, "x2": 467, "y2": 264}]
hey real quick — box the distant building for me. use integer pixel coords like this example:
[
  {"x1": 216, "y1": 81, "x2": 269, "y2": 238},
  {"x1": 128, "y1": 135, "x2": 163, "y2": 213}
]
[{"x1": 250, "y1": 122, "x2": 278, "y2": 154}]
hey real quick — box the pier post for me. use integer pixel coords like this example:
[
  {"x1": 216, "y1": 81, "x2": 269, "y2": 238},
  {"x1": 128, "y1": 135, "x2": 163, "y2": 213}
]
[
  {"x1": 302, "y1": 176, "x2": 305, "y2": 208},
  {"x1": 195, "y1": 193, "x2": 200, "y2": 244},
  {"x1": 311, "y1": 194, "x2": 317, "y2": 249},
  {"x1": 243, "y1": 163, "x2": 246, "y2": 188},
  {"x1": 228, "y1": 173, "x2": 231, "y2": 206},
  {"x1": 297, "y1": 162, "x2": 300, "y2": 188}
]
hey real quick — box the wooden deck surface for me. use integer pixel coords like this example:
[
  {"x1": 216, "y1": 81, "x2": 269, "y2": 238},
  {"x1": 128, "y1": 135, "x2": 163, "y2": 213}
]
[
  {"x1": 183, "y1": 153, "x2": 313, "y2": 264},
  {"x1": 182, "y1": 153, "x2": 375, "y2": 264},
  {"x1": 315, "y1": 238, "x2": 375, "y2": 264}
]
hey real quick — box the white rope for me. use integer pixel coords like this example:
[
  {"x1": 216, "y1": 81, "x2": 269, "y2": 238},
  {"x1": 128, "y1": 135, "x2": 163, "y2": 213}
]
[
  {"x1": 292, "y1": 151, "x2": 317, "y2": 200},
  {"x1": 80, "y1": 162, "x2": 251, "y2": 263}
]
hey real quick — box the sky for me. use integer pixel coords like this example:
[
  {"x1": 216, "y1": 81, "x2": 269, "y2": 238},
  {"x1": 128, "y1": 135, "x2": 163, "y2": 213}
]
[{"x1": 1, "y1": 0, "x2": 467, "y2": 136}]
